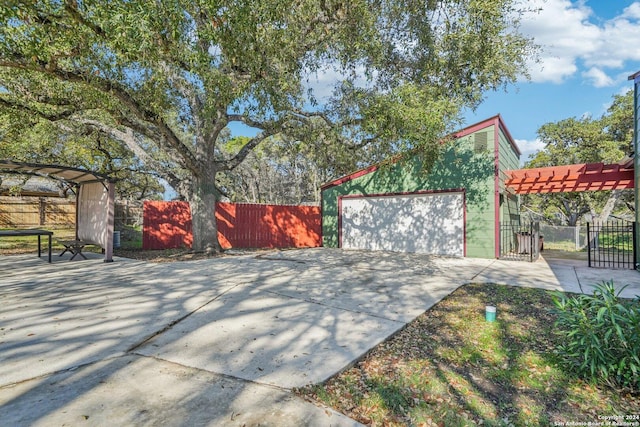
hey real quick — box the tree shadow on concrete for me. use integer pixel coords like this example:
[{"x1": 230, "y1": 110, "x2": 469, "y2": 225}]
[{"x1": 0, "y1": 249, "x2": 478, "y2": 425}]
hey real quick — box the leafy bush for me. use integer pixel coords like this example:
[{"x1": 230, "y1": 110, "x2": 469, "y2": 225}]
[{"x1": 552, "y1": 281, "x2": 640, "y2": 392}]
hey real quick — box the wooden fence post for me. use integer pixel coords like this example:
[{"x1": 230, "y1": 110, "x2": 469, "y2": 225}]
[{"x1": 39, "y1": 197, "x2": 45, "y2": 226}]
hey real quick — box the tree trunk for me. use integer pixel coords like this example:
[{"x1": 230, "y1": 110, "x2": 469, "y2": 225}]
[
  {"x1": 561, "y1": 199, "x2": 581, "y2": 226},
  {"x1": 560, "y1": 196, "x2": 590, "y2": 226},
  {"x1": 189, "y1": 173, "x2": 221, "y2": 253},
  {"x1": 593, "y1": 190, "x2": 622, "y2": 223}
]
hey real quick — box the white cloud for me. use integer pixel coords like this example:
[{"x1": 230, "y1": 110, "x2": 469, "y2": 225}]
[
  {"x1": 527, "y1": 56, "x2": 578, "y2": 84},
  {"x1": 515, "y1": 138, "x2": 545, "y2": 164},
  {"x1": 519, "y1": 0, "x2": 599, "y2": 83},
  {"x1": 582, "y1": 67, "x2": 614, "y2": 87},
  {"x1": 583, "y1": 3, "x2": 640, "y2": 70},
  {"x1": 519, "y1": 0, "x2": 640, "y2": 86}
]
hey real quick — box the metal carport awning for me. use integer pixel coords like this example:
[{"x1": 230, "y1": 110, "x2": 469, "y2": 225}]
[
  {"x1": 0, "y1": 160, "x2": 113, "y2": 186},
  {"x1": 0, "y1": 160, "x2": 116, "y2": 262}
]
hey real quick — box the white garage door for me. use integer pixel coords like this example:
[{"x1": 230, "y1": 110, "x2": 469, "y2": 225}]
[{"x1": 340, "y1": 192, "x2": 464, "y2": 256}]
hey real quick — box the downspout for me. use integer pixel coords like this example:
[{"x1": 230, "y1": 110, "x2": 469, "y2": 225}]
[{"x1": 494, "y1": 119, "x2": 501, "y2": 259}]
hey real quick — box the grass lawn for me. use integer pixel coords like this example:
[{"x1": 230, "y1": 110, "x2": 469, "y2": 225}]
[
  {"x1": 541, "y1": 249, "x2": 588, "y2": 262},
  {"x1": 296, "y1": 283, "x2": 639, "y2": 426},
  {"x1": 0, "y1": 227, "x2": 76, "y2": 254},
  {"x1": 0, "y1": 226, "x2": 142, "y2": 255}
]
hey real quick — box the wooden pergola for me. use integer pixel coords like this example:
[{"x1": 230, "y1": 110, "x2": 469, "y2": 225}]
[{"x1": 504, "y1": 160, "x2": 634, "y2": 194}]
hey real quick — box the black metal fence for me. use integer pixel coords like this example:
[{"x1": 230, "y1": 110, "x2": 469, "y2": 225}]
[
  {"x1": 587, "y1": 221, "x2": 636, "y2": 269},
  {"x1": 499, "y1": 221, "x2": 542, "y2": 262}
]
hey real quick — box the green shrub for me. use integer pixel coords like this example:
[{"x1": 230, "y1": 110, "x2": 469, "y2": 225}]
[{"x1": 551, "y1": 281, "x2": 640, "y2": 392}]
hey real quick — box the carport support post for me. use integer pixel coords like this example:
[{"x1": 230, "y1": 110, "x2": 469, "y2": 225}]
[
  {"x1": 630, "y1": 71, "x2": 640, "y2": 269},
  {"x1": 104, "y1": 181, "x2": 115, "y2": 263}
]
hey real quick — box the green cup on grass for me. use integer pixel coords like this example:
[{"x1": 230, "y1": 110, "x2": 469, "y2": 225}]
[{"x1": 485, "y1": 305, "x2": 496, "y2": 322}]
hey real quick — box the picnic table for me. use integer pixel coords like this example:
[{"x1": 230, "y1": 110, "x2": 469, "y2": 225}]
[
  {"x1": 0, "y1": 229, "x2": 53, "y2": 263},
  {"x1": 58, "y1": 240, "x2": 88, "y2": 261}
]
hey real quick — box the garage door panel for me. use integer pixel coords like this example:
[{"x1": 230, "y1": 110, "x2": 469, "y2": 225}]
[{"x1": 340, "y1": 192, "x2": 463, "y2": 256}]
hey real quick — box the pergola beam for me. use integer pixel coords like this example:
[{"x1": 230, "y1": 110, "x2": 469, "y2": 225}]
[{"x1": 505, "y1": 162, "x2": 634, "y2": 194}]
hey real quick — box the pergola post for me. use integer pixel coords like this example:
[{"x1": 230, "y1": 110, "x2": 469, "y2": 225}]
[{"x1": 104, "y1": 181, "x2": 115, "y2": 263}]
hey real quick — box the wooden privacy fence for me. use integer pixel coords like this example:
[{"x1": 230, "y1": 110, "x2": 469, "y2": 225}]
[
  {"x1": 0, "y1": 196, "x2": 75, "y2": 227},
  {"x1": 0, "y1": 196, "x2": 143, "y2": 228},
  {"x1": 143, "y1": 201, "x2": 322, "y2": 250}
]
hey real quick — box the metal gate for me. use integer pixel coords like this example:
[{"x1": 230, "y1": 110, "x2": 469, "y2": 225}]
[
  {"x1": 587, "y1": 221, "x2": 636, "y2": 269},
  {"x1": 499, "y1": 221, "x2": 541, "y2": 262}
]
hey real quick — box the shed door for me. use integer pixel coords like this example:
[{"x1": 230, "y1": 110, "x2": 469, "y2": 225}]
[{"x1": 340, "y1": 192, "x2": 464, "y2": 256}]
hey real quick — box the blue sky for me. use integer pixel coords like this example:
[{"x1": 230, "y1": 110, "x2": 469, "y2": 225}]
[{"x1": 464, "y1": 0, "x2": 640, "y2": 164}]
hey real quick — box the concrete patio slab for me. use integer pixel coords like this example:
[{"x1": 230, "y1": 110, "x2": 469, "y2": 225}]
[
  {"x1": 133, "y1": 250, "x2": 494, "y2": 388},
  {"x1": 0, "y1": 253, "x2": 302, "y2": 386},
  {"x1": 0, "y1": 355, "x2": 358, "y2": 427},
  {"x1": 470, "y1": 255, "x2": 640, "y2": 298},
  {"x1": 135, "y1": 286, "x2": 403, "y2": 388},
  {"x1": 1, "y1": 247, "x2": 639, "y2": 426}
]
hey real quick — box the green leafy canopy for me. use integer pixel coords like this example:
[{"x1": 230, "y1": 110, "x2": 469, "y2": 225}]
[{"x1": 1, "y1": 0, "x2": 537, "y2": 251}]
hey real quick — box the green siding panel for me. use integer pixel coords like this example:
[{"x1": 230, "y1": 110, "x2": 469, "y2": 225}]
[
  {"x1": 497, "y1": 124, "x2": 521, "y2": 224},
  {"x1": 321, "y1": 117, "x2": 521, "y2": 259},
  {"x1": 498, "y1": 132, "x2": 519, "y2": 172}
]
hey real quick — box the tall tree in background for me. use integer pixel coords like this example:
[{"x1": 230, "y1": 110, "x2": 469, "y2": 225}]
[
  {"x1": 0, "y1": 0, "x2": 535, "y2": 253},
  {"x1": 218, "y1": 134, "x2": 355, "y2": 204},
  {"x1": 522, "y1": 90, "x2": 634, "y2": 225}
]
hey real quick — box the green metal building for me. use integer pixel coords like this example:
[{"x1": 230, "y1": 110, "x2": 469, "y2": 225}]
[{"x1": 321, "y1": 115, "x2": 521, "y2": 259}]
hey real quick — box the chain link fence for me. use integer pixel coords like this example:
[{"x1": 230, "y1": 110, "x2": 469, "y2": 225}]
[{"x1": 538, "y1": 224, "x2": 588, "y2": 251}]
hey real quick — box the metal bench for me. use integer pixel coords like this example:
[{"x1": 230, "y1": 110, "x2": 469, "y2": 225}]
[{"x1": 58, "y1": 240, "x2": 88, "y2": 261}]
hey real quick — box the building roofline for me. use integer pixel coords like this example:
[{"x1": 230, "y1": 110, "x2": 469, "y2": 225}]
[{"x1": 321, "y1": 115, "x2": 520, "y2": 190}]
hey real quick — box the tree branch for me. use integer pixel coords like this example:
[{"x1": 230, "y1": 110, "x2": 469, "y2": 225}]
[
  {"x1": 159, "y1": 62, "x2": 203, "y2": 118},
  {"x1": 0, "y1": 96, "x2": 76, "y2": 121},
  {"x1": 76, "y1": 118, "x2": 186, "y2": 193},
  {"x1": 63, "y1": 0, "x2": 106, "y2": 37},
  {"x1": 226, "y1": 114, "x2": 268, "y2": 130},
  {"x1": 1, "y1": 56, "x2": 201, "y2": 173},
  {"x1": 216, "y1": 131, "x2": 273, "y2": 171}
]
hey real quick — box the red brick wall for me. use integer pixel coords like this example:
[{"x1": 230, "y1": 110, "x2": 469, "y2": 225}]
[{"x1": 143, "y1": 201, "x2": 321, "y2": 250}]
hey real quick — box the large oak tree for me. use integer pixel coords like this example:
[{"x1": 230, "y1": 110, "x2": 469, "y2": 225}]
[{"x1": 0, "y1": 0, "x2": 535, "y2": 252}]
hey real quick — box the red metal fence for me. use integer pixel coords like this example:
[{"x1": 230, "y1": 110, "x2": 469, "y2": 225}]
[{"x1": 143, "y1": 201, "x2": 321, "y2": 250}]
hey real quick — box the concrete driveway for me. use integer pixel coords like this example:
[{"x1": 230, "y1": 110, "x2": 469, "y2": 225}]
[{"x1": 1, "y1": 248, "x2": 639, "y2": 426}]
